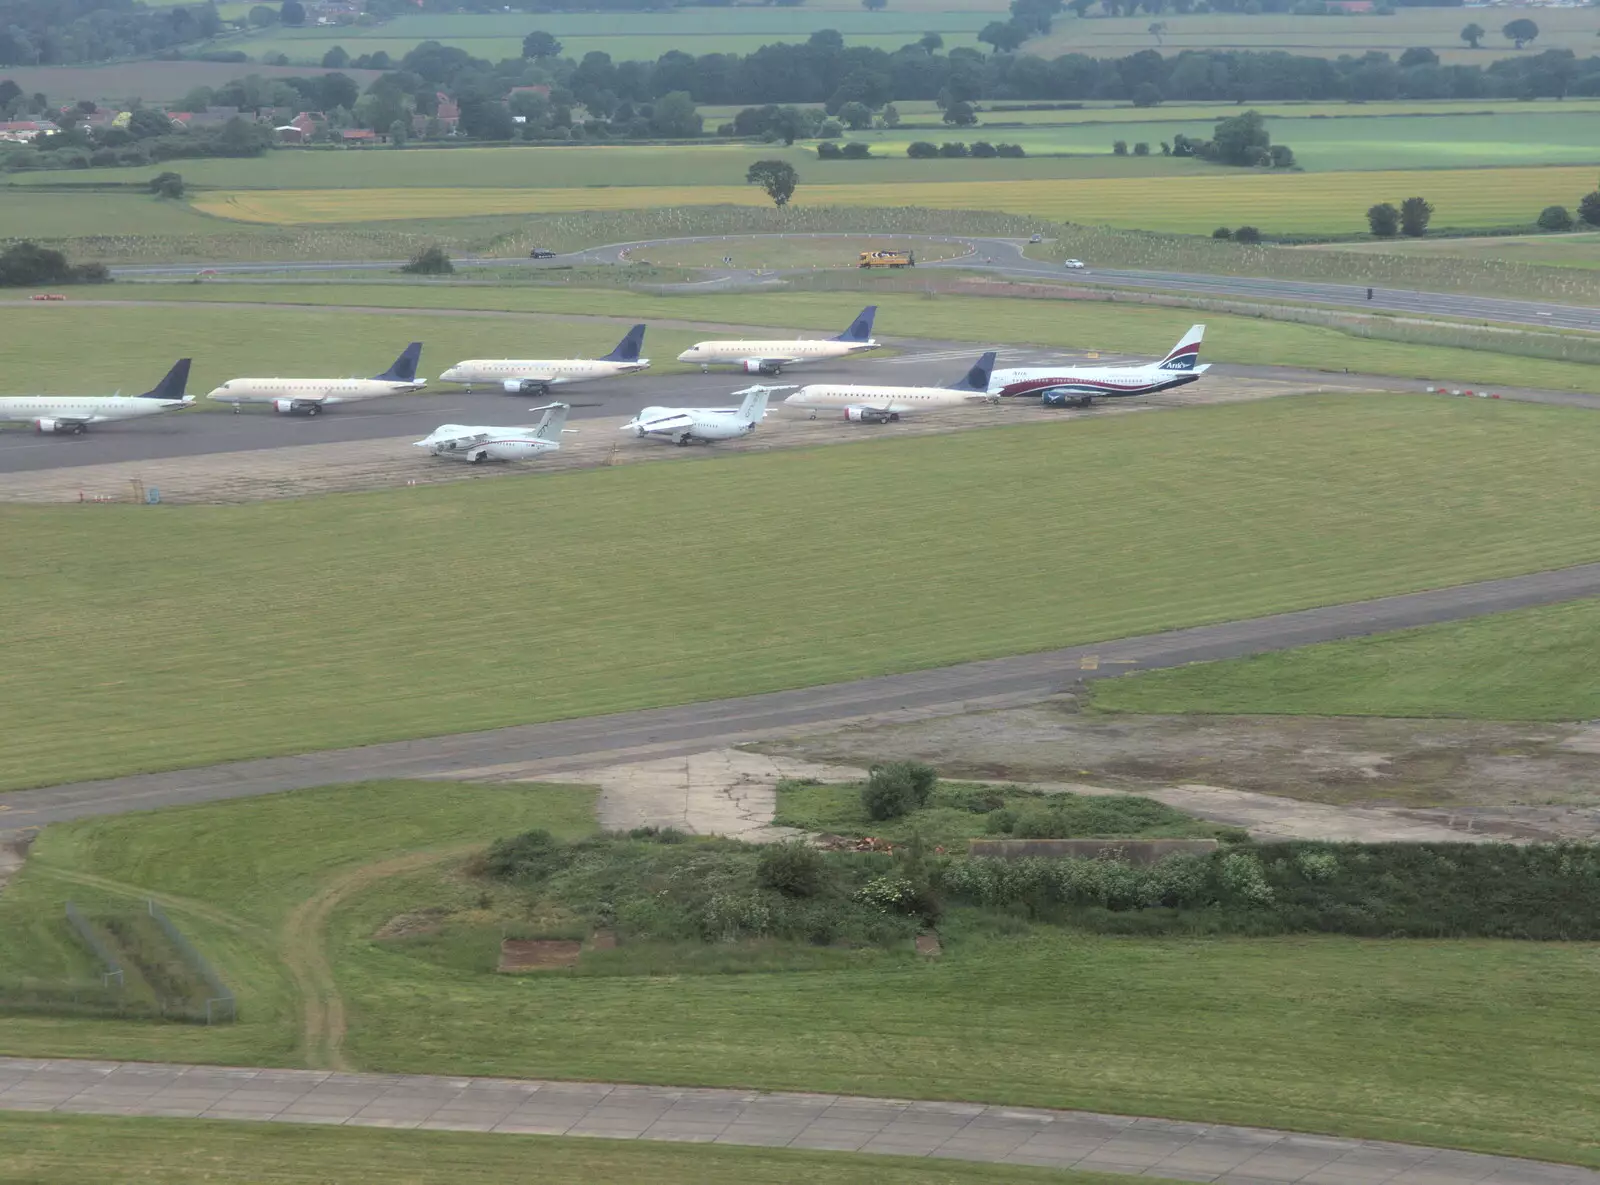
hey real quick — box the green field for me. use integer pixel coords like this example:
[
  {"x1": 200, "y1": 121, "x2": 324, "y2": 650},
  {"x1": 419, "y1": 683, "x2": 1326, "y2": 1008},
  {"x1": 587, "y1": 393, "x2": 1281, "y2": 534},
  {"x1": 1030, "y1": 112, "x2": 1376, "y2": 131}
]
[
  {"x1": 1308, "y1": 230, "x2": 1600, "y2": 272},
  {"x1": 625, "y1": 235, "x2": 972, "y2": 268},
  {"x1": 7, "y1": 394, "x2": 1600, "y2": 789},
  {"x1": 0, "y1": 189, "x2": 246, "y2": 239},
  {"x1": 63, "y1": 286, "x2": 1600, "y2": 392},
  {"x1": 1092, "y1": 596, "x2": 1600, "y2": 721},
  {"x1": 1, "y1": 782, "x2": 1596, "y2": 1166},
  {"x1": 0, "y1": 1115, "x2": 1140, "y2": 1185}
]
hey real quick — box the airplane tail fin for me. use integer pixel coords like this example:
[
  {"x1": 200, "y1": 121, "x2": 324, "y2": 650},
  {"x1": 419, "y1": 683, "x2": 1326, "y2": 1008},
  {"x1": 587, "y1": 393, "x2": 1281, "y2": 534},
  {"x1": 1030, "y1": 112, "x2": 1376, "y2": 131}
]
[
  {"x1": 140, "y1": 358, "x2": 191, "y2": 400},
  {"x1": 949, "y1": 351, "x2": 997, "y2": 391},
  {"x1": 375, "y1": 341, "x2": 423, "y2": 382},
  {"x1": 737, "y1": 385, "x2": 772, "y2": 423},
  {"x1": 601, "y1": 323, "x2": 647, "y2": 362},
  {"x1": 1158, "y1": 325, "x2": 1205, "y2": 371},
  {"x1": 531, "y1": 402, "x2": 570, "y2": 442},
  {"x1": 833, "y1": 305, "x2": 877, "y2": 342}
]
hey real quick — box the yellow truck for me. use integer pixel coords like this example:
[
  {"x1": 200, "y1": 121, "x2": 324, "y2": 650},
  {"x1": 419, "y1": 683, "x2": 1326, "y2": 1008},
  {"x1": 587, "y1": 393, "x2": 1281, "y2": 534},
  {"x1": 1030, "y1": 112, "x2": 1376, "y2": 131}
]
[{"x1": 858, "y1": 249, "x2": 916, "y2": 269}]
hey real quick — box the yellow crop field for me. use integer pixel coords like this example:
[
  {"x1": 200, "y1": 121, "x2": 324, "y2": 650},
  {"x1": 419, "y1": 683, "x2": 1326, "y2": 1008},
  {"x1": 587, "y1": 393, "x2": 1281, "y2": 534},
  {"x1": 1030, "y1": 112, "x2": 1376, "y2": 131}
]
[{"x1": 194, "y1": 166, "x2": 1599, "y2": 235}]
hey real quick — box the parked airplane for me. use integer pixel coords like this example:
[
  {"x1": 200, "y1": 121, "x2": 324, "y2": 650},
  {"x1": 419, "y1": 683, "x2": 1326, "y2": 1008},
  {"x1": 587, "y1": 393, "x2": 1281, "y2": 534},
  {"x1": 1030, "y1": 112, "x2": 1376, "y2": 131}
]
[
  {"x1": 414, "y1": 402, "x2": 573, "y2": 463},
  {"x1": 677, "y1": 306, "x2": 879, "y2": 375},
  {"x1": 0, "y1": 359, "x2": 193, "y2": 434},
  {"x1": 988, "y1": 325, "x2": 1208, "y2": 407},
  {"x1": 623, "y1": 384, "x2": 779, "y2": 446},
  {"x1": 439, "y1": 325, "x2": 649, "y2": 394},
  {"x1": 783, "y1": 352, "x2": 997, "y2": 423},
  {"x1": 207, "y1": 342, "x2": 425, "y2": 415}
]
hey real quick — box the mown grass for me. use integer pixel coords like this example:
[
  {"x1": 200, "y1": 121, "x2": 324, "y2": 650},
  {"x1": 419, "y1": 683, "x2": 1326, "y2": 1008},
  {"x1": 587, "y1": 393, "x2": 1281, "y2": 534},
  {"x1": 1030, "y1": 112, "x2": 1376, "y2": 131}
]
[
  {"x1": 3, "y1": 782, "x2": 1598, "y2": 1166},
  {"x1": 1091, "y1": 596, "x2": 1600, "y2": 721},
  {"x1": 0, "y1": 1114, "x2": 1156, "y2": 1185},
  {"x1": 94, "y1": 284, "x2": 1600, "y2": 391},
  {"x1": 189, "y1": 165, "x2": 1600, "y2": 235},
  {"x1": 7, "y1": 395, "x2": 1600, "y2": 790},
  {"x1": 1310, "y1": 230, "x2": 1600, "y2": 272}
]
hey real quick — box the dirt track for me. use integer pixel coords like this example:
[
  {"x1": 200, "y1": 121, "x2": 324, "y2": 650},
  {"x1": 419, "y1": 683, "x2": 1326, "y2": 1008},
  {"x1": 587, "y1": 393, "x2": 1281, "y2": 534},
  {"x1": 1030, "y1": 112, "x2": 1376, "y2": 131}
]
[{"x1": 0, "y1": 376, "x2": 1320, "y2": 505}]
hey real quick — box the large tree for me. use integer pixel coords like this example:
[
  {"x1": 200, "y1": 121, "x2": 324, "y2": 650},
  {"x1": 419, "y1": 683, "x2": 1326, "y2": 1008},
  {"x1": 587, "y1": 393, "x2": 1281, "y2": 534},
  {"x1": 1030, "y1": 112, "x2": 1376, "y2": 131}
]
[
  {"x1": 1578, "y1": 191, "x2": 1600, "y2": 228},
  {"x1": 522, "y1": 30, "x2": 561, "y2": 59},
  {"x1": 746, "y1": 159, "x2": 798, "y2": 207},
  {"x1": 1503, "y1": 18, "x2": 1538, "y2": 49},
  {"x1": 651, "y1": 91, "x2": 701, "y2": 138},
  {"x1": 1209, "y1": 109, "x2": 1271, "y2": 167},
  {"x1": 1459, "y1": 23, "x2": 1484, "y2": 48},
  {"x1": 1367, "y1": 202, "x2": 1399, "y2": 237},
  {"x1": 1399, "y1": 195, "x2": 1434, "y2": 237},
  {"x1": 280, "y1": 0, "x2": 305, "y2": 26}
]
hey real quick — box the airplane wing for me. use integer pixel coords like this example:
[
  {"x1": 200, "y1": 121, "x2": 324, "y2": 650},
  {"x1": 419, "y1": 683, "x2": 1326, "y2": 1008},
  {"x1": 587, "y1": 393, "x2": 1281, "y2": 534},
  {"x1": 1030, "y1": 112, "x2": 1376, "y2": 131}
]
[
  {"x1": 425, "y1": 429, "x2": 494, "y2": 450},
  {"x1": 629, "y1": 412, "x2": 696, "y2": 434}
]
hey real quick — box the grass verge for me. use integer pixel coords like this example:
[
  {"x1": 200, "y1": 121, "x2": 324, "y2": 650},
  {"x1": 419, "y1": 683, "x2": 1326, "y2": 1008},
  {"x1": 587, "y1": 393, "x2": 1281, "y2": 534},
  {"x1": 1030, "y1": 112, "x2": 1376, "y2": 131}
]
[
  {"x1": 1091, "y1": 596, "x2": 1600, "y2": 720},
  {"x1": 8, "y1": 395, "x2": 1600, "y2": 790}
]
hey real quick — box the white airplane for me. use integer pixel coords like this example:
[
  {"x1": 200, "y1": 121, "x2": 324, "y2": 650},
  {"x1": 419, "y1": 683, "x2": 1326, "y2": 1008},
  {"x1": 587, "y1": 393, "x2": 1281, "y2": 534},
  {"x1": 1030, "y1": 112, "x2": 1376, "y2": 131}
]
[
  {"x1": 622, "y1": 384, "x2": 779, "y2": 446},
  {"x1": 207, "y1": 342, "x2": 425, "y2": 415},
  {"x1": 989, "y1": 325, "x2": 1209, "y2": 407},
  {"x1": 414, "y1": 402, "x2": 573, "y2": 463},
  {"x1": 677, "y1": 306, "x2": 878, "y2": 375},
  {"x1": 783, "y1": 352, "x2": 997, "y2": 423},
  {"x1": 0, "y1": 359, "x2": 193, "y2": 434},
  {"x1": 439, "y1": 325, "x2": 649, "y2": 395}
]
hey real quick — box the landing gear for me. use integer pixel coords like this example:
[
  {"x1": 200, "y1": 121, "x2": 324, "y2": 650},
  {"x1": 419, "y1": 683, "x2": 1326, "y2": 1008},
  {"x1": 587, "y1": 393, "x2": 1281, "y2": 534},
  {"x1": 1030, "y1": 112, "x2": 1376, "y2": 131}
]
[
  {"x1": 808, "y1": 412, "x2": 817, "y2": 421},
  {"x1": 471, "y1": 450, "x2": 489, "y2": 464},
  {"x1": 306, "y1": 405, "x2": 320, "y2": 417},
  {"x1": 677, "y1": 434, "x2": 694, "y2": 447},
  {"x1": 888, "y1": 413, "x2": 901, "y2": 423},
  {"x1": 71, "y1": 424, "x2": 85, "y2": 435}
]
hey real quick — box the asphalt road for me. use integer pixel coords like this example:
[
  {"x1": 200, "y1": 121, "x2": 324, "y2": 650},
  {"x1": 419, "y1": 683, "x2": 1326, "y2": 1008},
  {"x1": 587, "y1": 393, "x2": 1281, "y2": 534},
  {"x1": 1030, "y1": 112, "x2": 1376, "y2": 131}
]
[
  {"x1": 5, "y1": 560, "x2": 1599, "y2": 830},
  {"x1": 111, "y1": 233, "x2": 1600, "y2": 332}
]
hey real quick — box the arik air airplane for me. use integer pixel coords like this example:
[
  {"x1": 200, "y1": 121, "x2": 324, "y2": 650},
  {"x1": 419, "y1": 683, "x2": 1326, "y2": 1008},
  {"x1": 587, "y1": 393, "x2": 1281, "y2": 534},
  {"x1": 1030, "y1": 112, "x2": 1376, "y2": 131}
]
[
  {"x1": 414, "y1": 402, "x2": 573, "y2": 463},
  {"x1": 623, "y1": 384, "x2": 777, "y2": 446},
  {"x1": 677, "y1": 306, "x2": 878, "y2": 375},
  {"x1": 439, "y1": 325, "x2": 649, "y2": 395},
  {"x1": 207, "y1": 342, "x2": 425, "y2": 415},
  {"x1": 783, "y1": 352, "x2": 997, "y2": 423},
  {"x1": 989, "y1": 325, "x2": 1209, "y2": 407},
  {"x1": 0, "y1": 359, "x2": 193, "y2": 434}
]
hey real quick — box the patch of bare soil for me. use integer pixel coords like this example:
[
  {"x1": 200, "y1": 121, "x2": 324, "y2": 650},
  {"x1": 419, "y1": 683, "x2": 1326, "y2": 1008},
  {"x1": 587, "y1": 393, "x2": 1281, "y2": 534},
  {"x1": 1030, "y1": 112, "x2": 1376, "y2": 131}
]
[
  {"x1": 754, "y1": 697, "x2": 1600, "y2": 841},
  {"x1": 498, "y1": 938, "x2": 582, "y2": 972}
]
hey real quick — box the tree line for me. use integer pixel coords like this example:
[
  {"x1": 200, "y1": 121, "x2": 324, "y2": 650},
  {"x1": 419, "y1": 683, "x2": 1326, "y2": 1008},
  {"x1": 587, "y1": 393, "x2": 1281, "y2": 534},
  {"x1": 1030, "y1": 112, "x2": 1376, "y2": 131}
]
[{"x1": 0, "y1": 0, "x2": 222, "y2": 67}]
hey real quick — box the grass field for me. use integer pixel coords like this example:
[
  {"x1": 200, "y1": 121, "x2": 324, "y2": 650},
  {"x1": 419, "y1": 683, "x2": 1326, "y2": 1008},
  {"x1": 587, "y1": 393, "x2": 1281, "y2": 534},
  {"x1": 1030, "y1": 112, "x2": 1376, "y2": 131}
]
[
  {"x1": 624, "y1": 235, "x2": 972, "y2": 268},
  {"x1": 1092, "y1": 596, "x2": 1600, "y2": 721},
  {"x1": 0, "y1": 190, "x2": 243, "y2": 239},
  {"x1": 7, "y1": 394, "x2": 1600, "y2": 788},
  {"x1": 189, "y1": 165, "x2": 1600, "y2": 235},
  {"x1": 1, "y1": 783, "x2": 1597, "y2": 1166},
  {"x1": 0, "y1": 1115, "x2": 1142, "y2": 1185},
  {"x1": 73, "y1": 285, "x2": 1600, "y2": 391},
  {"x1": 1308, "y1": 230, "x2": 1600, "y2": 272}
]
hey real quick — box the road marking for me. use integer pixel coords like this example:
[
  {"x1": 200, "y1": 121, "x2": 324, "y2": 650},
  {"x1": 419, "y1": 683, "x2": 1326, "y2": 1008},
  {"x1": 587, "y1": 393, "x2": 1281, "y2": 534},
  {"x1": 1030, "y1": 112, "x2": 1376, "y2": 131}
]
[{"x1": 1078, "y1": 656, "x2": 1139, "y2": 670}]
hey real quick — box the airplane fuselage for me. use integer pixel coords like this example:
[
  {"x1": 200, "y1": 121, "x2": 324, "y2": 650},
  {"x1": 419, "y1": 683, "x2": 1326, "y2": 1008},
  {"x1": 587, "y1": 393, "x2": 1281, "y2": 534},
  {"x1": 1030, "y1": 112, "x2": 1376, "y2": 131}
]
[
  {"x1": 0, "y1": 395, "x2": 192, "y2": 433},
  {"x1": 990, "y1": 364, "x2": 1208, "y2": 404},
  {"x1": 439, "y1": 359, "x2": 650, "y2": 390},
  {"x1": 415, "y1": 425, "x2": 561, "y2": 462},
  {"x1": 783, "y1": 384, "x2": 991, "y2": 420},
  {"x1": 677, "y1": 339, "x2": 879, "y2": 372},
  {"x1": 630, "y1": 407, "x2": 757, "y2": 443},
  {"x1": 207, "y1": 378, "x2": 426, "y2": 414}
]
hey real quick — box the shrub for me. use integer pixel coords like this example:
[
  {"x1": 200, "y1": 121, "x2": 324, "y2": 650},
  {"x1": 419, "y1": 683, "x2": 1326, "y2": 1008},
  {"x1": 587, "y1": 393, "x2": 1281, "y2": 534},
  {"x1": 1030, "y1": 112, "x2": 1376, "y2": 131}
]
[
  {"x1": 938, "y1": 141, "x2": 969, "y2": 157},
  {"x1": 1537, "y1": 205, "x2": 1573, "y2": 231},
  {"x1": 1576, "y1": 191, "x2": 1600, "y2": 227},
  {"x1": 482, "y1": 829, "x2": 567, "y2": 882},
  {"x1": 995, "y1": 143, "x2": 1025, "y2": 157},
  {"x1": 1132, "y1": 141, "x2": 1150, "y2": 156},
  {"x1": 970, "y1": 140, "x2": 997, "y2": 158},
  {"x1": 862, "y1": 764, "x2": 918, "y2": 819},
  {"x1": 1399, "y1": 195, "x2": 1434, "y2": 237},
  {"x1": 148, "y1": 170, "x2": 184, "y2": 198},
  {"x1": 757, "y1": 840, "x2": 826, "y2": 898},
  {"x1": 1211, "y1": 226, "x2": 1232, "y2": 239},
  {"x1": 1112, "y1": 139, "x2": 1128, "y2": 155},
  {"x1": 400, "y1": 245, "x2": 454, "y2": 274},
  {"x1": 1233, "y1": 225, "x2": 1261, "y2": 244},
  {"x1": 817, "y1": 141, "x2": 841, "y2": 159},
  {"x1": 906, "y1": 140, "x2": 938, "y2": 158},
  {"x1": 840, "y1": 141, "x2": 871, "y2": 159},
  {"x1": 1367, "y1": 201, "x2": 1400, "y2": 237},
  {"x1": 1217, "y1": 851, "x2": 1275, "y2": 904}
]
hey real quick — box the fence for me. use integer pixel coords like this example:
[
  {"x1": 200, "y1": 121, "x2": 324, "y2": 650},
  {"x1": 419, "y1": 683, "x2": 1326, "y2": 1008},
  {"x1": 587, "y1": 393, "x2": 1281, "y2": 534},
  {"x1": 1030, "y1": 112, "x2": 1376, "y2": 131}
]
[
  {"x1": 146, "y1": 899, "x2": 237, "y2": 1025},
  {"x1": 64, "y1": 900, "x2": 124, "y2": 988}
]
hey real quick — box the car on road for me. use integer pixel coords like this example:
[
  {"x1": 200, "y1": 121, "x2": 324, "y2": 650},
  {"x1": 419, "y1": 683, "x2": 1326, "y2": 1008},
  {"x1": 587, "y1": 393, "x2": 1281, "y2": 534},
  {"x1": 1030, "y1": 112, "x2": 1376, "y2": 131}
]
[
  {"x1": 30, "y1": 293, "x2": 66, "y2": 301},
  {"x1": 529, "y1": 247, "x2": 556, "y2": 259},
  {"x1": 1064, "y1": 259, "x2": 1086, "y2": 270},
  {"x1": 1029, "y1": 233, "x2": 1043, "y2": 243}
]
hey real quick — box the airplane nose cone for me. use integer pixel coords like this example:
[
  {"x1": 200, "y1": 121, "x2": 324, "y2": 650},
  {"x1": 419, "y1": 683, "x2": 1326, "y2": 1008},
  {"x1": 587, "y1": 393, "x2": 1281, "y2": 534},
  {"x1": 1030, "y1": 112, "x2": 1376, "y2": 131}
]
[{"x1": 675, "y1": 351, "x2": 694, "y2": 362}]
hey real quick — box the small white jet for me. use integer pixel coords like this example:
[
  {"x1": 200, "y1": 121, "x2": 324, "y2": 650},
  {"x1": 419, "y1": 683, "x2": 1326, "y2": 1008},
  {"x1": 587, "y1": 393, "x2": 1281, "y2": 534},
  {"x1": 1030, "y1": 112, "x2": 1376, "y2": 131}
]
[
  {"x1": 439, "y1": 325, "x2": 649, "y2": 395},
  {"x1": 677, "y1": 306, "x2": 879, "y2": 375},
  {"x1": 783, "y1": 352, "x2": 997, "y2": 423},
  {"x1": 414, "y1": 402, "x2": 573, "y2": 463},
  {"x1": 989, "y1": 325, "x2": 1208, "y2": 407},
  {"x1": 208, "y1": 342, "x2": 425, "y2": 415},
  {"x1": 622, "y1": 384, "x2": 779, "y2": 447},
  {"x1": 0, "y1": 359, "x2": 194, "y2": 434}
]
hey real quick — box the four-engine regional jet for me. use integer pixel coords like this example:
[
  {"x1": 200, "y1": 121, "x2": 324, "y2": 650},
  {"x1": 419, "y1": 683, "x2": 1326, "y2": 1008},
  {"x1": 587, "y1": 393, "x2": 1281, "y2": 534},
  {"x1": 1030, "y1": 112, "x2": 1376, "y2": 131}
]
[
  {"x1": 0, "y1": 359, "x2": 194, "y2": 434},
  {"x1": 782, "y1": 352, "x2": 997, "y2": 423},
  {"x1": 414, "y1": 402, "x2": 573, "y2": 463},
  {"x1": 207, "y1": 343, "x2": 426, "y2": 415},
  {"x1": 677, "y1": 306, "x2": 879, "y2": 375},
  {"x1": 988, "y1": 325, "x2": 1208, "y2": 407},
  {"x1": 623, "y1": 384, "x2": 778, "y2": 446},
  {"x1": 439, "y1": 325, "x2": 650, "y2": 395}
]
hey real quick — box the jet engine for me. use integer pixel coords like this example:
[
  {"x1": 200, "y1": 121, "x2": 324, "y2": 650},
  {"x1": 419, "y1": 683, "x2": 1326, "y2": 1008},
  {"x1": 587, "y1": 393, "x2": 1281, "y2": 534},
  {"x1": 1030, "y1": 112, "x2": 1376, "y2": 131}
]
[
  {"x1": 741, "y1": 360, "x2": 781, "y2": 376},
  {"x1": 843, "y1": 408, "x2": 896, "y2": 424},
  {"x1": 33, "y1": 417, "x2": 81, "y2": 434},
  {"x1": 273, "y1": 398, "x2": 321, "y2": 416},
  {"x1": 504, "y1": 379, "x2": 550, "y2": 395}
]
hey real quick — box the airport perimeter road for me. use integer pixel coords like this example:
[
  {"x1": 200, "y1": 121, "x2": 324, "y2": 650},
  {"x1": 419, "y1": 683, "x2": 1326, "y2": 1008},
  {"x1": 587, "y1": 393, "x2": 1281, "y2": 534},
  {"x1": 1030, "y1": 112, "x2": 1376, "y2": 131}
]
[
  {"x1": 5, "y1": 561, "x2": 1600, "y2": 828},
  {"x1": 5, "y1": 1059, "x2": 1597, "y2": 1185},
  {"x1": 110, "y1": 235, "x2": 1600, "y2": 332}
]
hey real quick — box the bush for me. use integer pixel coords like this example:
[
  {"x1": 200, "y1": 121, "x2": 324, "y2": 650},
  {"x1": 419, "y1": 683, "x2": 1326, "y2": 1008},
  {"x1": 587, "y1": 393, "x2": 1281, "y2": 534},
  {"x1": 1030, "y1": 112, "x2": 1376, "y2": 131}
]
[
  {"x1": 756, "y1": 840, "x2": 826, "y2": 898},
  {"x1": 1211, "y1": 226, "x2": 1232, "y2": 239},
  {"x1": 1537, "y1": 205, "x2": 1573, "y2": 231},
  {"x1": 1367, "y1": 201, "x2": 1400, "y2": 237},
  {"x1": 148, "y1": 170, "x2": 184, "y2": 198},
  {"x1": 400, "y1": 245, "x2": 454, "y2": 275},
  {"x1": 906, "y1": 140, "x2": 938, "y2": 158},
  {"x1": 1112, "y1": 139, "x2": 1128, "y2": 155},
  {"x1": 816, "y1": 141, "x2": 842, "y2": 159},
  {"x1": 1233, "y1": 225, "x2": 1261, "y2": 243},
  {"x1": 938, "y1": 141, "x2": 969, "y2": 157},
  {"x1": 1399, "y1": 195, "x2": 1434, "y2": 237},
  {"x1": 840, "y1": 141, "x2": 871, "y2": 159},
  {"x1": 1132, "y1": 141, "x2": 1150, "y2": 156},
  {"x1": 482, "y1": 829, "x2": 567, "y2": 882},
  {"x1": 970, "y1": 140, "x2": 997, "y2": 158},
  {"x1": 1577, "y1": 191, "x2": 1600, "y2": 228},
  {"x1": 861, "y1": 761, "x2": 936, "y2": 820},
  {"x1": 995, "y1": 143, "x2": 1025, "y2": 157}
]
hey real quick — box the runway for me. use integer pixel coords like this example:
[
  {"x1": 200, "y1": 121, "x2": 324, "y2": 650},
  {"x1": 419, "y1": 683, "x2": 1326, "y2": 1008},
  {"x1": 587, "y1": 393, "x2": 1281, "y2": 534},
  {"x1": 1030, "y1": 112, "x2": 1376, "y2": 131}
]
[
  {"x1": 111, "y1": 233, "x2": 1600, "y2": 332},
  {"x1": 5, "y1": 559, "x2": 1600, "y2": 828}
]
